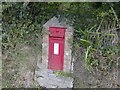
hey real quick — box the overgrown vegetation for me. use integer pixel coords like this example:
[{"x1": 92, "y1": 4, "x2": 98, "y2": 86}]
[
  {"x1": 54, "y1": 71, "x2": 73, "y2": 78},
  {"x1": 72, "y1": 3, "x2": 119, "y2": 70},
  {"x1": 1, "y1": 2, "x2": 120, "y2": 88}
]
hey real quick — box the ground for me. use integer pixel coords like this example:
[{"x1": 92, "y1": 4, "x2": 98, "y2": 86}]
[
  {"x1": 2, "y1": 44, "x2": 40, "y2": 88},
  {"x1": 2, "y1": 43, "x2": 120, "y2": 88},
  {"x1": 73, "y1": 47, "x2": 120, "y2": 88}
]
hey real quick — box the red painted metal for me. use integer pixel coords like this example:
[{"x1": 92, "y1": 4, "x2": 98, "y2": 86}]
[{"x1": 48, "y1": 27, "x2": 66, "y2": 71}]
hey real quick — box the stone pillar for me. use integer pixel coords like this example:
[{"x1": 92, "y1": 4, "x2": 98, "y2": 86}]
[
  {"x1": 41, "y1": 17, "x2": 74, "y2": 73},
  {"x1": 63, "y1": 27, "x2": 74, "y2": 73},
  {"x1": 41, "y1": 29, "x2": 49, "y2": 69}
]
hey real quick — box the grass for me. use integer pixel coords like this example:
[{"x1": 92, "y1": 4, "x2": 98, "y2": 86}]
[
  {"x1": 0, "y1": 26, "x2": 2, "y2": 88},
  {"x1": 2, "y1": 44, "x2": 40, "y2": 88},
  {"x1": 0, "y1": 47, "x2": 2, "y2": 89},
  {"x1": 54, "y1": 71, "x2": 73, "y2": 78}
]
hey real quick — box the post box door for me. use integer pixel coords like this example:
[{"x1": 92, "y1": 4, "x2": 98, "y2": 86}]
[
  {"x1": 48, "y1": 27, "x2": 66, "y2": 71},
  {"x1": 48, "y1": 37, "x2": 64, "y2": 70}
]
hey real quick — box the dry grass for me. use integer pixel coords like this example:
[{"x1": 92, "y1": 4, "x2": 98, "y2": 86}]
[
  {"x1": 2, "y1": 44, "x2": 40, "y2": 88},
  {"x1": 73, "y1": 48, "x2": 120, "y2": 88}
]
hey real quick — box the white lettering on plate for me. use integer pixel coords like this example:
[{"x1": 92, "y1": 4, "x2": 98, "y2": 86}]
[{"x1": 54, "y1": 43, "x2": 59, "y2": 55}]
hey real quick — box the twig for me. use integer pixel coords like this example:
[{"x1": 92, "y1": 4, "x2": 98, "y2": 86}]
[
  {"x1": 109, "y1": 2, "x2": 120, "y2": 30},
  {"x1": 96, "y1": 18, "x2": 104, "y2": 32},
  {"x1": 110, "y1": 4, "x2": 119, "y2": 24}
]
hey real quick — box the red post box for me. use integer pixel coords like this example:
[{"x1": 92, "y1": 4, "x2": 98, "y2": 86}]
[{"x1": 48, "y1": 27, "x2": 66, "y2": 71}]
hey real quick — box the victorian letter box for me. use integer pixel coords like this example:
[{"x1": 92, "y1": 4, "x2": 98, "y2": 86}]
[{"x1": 48, "y1": 27, "x2": 66, "y2": 71}]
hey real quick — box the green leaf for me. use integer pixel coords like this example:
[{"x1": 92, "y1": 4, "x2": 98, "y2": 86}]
[
  {"x1": 104, "y1": 34, "x2": 115, "y2": 36},
  {"x1": 80, "y1": 39, "x2": 91, "y2": 47}
]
